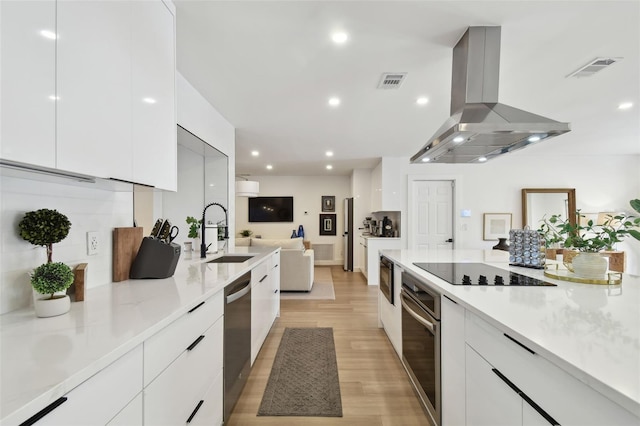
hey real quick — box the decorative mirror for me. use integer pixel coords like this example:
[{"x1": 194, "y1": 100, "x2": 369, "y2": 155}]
[{"x1": 522, "y1": 188, "x2": 576, "y2": 229}]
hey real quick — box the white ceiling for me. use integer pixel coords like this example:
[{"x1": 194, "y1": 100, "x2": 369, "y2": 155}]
[{"x1": 174, "y1": 1, "x2": 639, "y2": 176}]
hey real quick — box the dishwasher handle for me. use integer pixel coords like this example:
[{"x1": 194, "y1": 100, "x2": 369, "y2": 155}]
[{"x1": 226, "y1": 282, "x2": 251, "y2": 304}]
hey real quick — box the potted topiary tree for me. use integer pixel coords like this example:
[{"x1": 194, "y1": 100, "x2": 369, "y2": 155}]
[
  {"x1": 31, "y1": 262, "x2": 74, "y2": 317},
  {"x1": 185, "y1": 216, "x2": 202, "y2": 252},
  {"x1": 18, "y1": 208, "x2": 73, "y2": 317}
]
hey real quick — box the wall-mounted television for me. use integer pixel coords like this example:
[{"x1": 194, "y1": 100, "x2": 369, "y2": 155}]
[{"x1": 248, "y1": 196, "x2": 294, "y2": 222}]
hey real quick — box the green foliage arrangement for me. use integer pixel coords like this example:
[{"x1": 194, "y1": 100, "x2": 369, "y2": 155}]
[
  {"x1": 31, "y1": 262, "x2": 74, "y2": 299},
  {"x1": 186, "y1": 216, "x2": 202, "y2": 239},
  {"x1": 240, "y1": 229, "x2": 253, "y2": 237},
  {"x1": 544, "y1": 203, "x2": 640, "y2": 253},
  {"x1": 19, "y1": 209, "x2": 71, "y2": 263}
]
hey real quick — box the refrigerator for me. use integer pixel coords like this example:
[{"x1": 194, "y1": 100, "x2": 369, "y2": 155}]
[{"x1": 343, "y1": 197, "x2": 354, "y2": 271}]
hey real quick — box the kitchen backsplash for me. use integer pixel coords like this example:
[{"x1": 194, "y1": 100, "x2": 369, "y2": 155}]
[{"x1": 0, "y1": 173, "x2": 133, "y2": 314}]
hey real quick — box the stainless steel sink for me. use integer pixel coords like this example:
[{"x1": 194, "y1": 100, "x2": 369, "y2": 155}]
[{"x1": 207, "y1": 255, "x2": 254, "y2": 263}]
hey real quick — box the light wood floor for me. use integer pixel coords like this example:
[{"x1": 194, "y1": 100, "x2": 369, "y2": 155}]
[{"x1": 227, "y1": 266, "x2": 430, "y2": 425}]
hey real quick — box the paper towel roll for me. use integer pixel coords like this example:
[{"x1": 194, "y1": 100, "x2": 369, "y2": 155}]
[{"x1": 205, "y1": 225, "x2": 218, "y2": 253}]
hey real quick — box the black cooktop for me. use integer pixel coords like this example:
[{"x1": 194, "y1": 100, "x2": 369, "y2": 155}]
[{"x1": 413, "y1": 262, "x2": 556, "y2": 286}]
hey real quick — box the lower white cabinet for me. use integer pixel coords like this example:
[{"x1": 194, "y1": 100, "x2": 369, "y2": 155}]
[
  {"x1": 26, "y1": 345, "x2": 143, "y2": 425},
  {"x1": 271, "y1": 251, "x2": 281, "y2": 321},
  {"x1": 365, "y1": 238, "x2": 401, "y2": 285},
  {"x1": 190, "y1": 371, "x2": 224, "y2": 426},
  {"x1": 144, "y1": 317, "x2": 223, "y2": 425},
  {"x1": 251, "y1": 252, "x2": 280, "y2": 365}
]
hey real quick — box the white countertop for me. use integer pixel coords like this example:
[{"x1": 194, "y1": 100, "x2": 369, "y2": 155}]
[
  {"x1": 381, "y1": 248, "x2": 640, "y2": 417},
  {"x1": 0, "y1": 247, "x2": 275, "y2": 424}
]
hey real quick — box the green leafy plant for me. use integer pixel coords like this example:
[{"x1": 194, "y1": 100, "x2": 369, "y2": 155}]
[
  {"x1": 538, "y1": 215, "x2": 566, "y2": 248},
  {"x1": 240, "y1": 229, "x2": 253, "y2": 237},
  {"x1": 186, "y1": 216, "x2": 202, "y2": 239},
  {"x1": 31, "y1": 262, "x2": 74, "y2": 299},
  {"x1": 18, "y1": 209, "x2": 71, "y2": 263},
  {"x1": 546, "y1": 206, "x2": 640, "y2": 252}
]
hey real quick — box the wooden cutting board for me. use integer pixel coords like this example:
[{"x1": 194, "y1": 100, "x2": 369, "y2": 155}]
[{"x1": 113, "y1": 227, "x2": 144, "y2": 282}]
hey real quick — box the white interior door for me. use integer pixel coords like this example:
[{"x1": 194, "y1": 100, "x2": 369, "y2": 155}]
[{"x1": 410, "y1": 180, "x2": 454, "y2": 250}]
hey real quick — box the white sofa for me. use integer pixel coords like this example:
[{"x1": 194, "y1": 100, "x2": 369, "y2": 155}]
[{"x1": 236, "y1": 237, "x2": 314, "y2": 291}]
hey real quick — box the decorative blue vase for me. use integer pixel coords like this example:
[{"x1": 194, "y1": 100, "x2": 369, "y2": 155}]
[
  {"x1": 291, "y1": 230, "x2": 297, "y2": 238},
  {"x1": 297, "y1": 225, "x2": 304, "y2": 238}
]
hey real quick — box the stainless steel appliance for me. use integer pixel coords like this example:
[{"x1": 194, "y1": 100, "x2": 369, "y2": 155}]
[
  {"x1": 401, "y1": 271, "x2": 441, "y2": 426},
  {"x1": 343, "y1": 197, "x2": 354, "y2": 271},
  {"x1": 224, "y1": 272, "x2": 252, "y2": 421},
  {"x1": 379, "y1": 255, "x2": 394, "y2": 305},
  {"x1": 411, "y1": 26, "x2": 570, "y2": 164},
  {"x1": 413, "y1": 262, "x2": 556, "y2": 286}
]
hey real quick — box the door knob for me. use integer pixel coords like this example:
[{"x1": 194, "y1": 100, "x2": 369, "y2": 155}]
[{"x1": 445, "y1": 238, "x2": 453, "y2": 243}]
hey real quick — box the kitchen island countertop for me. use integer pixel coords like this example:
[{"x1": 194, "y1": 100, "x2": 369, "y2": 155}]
[
  {"x1": 381, "y1": 248, "x2": 640, "y2": 417},
  {"x1": 0, "y1": 246, "x2": 276, "y2": 424}
]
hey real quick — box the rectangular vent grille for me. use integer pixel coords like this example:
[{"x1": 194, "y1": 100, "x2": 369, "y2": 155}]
[
  {"x1": 312, "y1": 243, "x2": 334, "y2": 261},
  {"x1": 377, "y1": 72, "x2": 407, "y2": 89},
  {"x1": 567, "y1": 57, "x2": 622, "y2": 78}
]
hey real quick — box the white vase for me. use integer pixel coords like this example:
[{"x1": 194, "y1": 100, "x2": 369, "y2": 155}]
[
  {"x1": 34, "y1": 294, "x2": 71, "y2": 318},
  {"x1": 572, "y1": 253, "x2": 608, "y2": 279}
]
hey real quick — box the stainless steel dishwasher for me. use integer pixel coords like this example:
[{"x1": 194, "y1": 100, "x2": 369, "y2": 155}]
[{"x1": 224, "y1": 271, "x2": 251, "y2": 422}]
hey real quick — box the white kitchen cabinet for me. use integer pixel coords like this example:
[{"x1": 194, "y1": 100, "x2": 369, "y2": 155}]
[
  {"x1": 251, "y1": 259, "x2": 274, "y2": 365},
  {"x1": 270, "y1": 251, "x2": 281, "y2": 320},
  {"x1": 26, "y1": 345, "x2": 143, "y2": 425},
  {"x1": 370, "y1": 159, "x2": 402, "y2": 212},
  {"x1": 441, "y1": 295, "x2": 466, "y2": 426},
  {"x1": 358, "y1": 236, "x2": 367, "y2": 276},
  {"x1": 144, "y1": 317, "x2": 223, "y2": 425},
  {"x1": 190, "y1": 371, "x2": 224, "y2": 426},
  {"x1": 131, "y1": 0, "x2": 177, "y2": 191},
  {"x1": 379, "y1": 260, "x2": 402, "y2": 357},
  {"x1": 107, "y1": 392, "x2": 142, "y2": 426},
  {"x1": 0, "y1": 0, "x2": 56, "y2": 168},
  {"x1": 56, "y1": 0, "x2": 133, "y2": 181}
]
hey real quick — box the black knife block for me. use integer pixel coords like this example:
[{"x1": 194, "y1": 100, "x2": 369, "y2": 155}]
[{"x1": 129, "y1": 237, "x2": 181, "y2": 279}]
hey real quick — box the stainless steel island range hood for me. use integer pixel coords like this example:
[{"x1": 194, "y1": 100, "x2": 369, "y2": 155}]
[{"x1": 411, "y1": 26, "x2": 570, "y2": 164}]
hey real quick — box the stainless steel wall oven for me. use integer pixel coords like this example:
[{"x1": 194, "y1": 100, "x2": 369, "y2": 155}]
[
  {"x1": 379, "y1": 255, "x2": 394, "y2": 305},
  {"x1": 401, "y1": 271, "x2": 441, "y2": 426}
]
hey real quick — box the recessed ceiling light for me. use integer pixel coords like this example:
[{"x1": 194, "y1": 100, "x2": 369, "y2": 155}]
[
  {"x1": 325, "y1": 151, "x2": 334, "y2": 157},
  {"x1": 421, "y1": 158, "x2": 430, "y2": 163},
  {"x1": 527, "y1": 135, "x2": 541, "y2": 142},
  {"x1": 328, "y1": 97, "x2": 341, "y2": 107},
  {"x1": 416, "y1": 97, "x2": 429, "y2": 105},
  {"x1": 40, "y1": 30, "x2": 57, "y2": 40},
  {"x1": 251, "y1": 150, "x2": 259, "y2": 157},
  {"x1": 453, "y1": 136, "x2": 465, "y2": 143},
  {"x1": 326, "y1": 165, "x2": 333, "y2": 170},
  {"x1": 478, "y1": 157, "x2": 487, "y2": 162},
  {"x1": 618, "y1": 102, "x2": 633, "y2": 110},
  {"x1": 266, "y1": 165, "x2": 273, "y2": 170},
  {"x1": 142, "y1": 98, "x2": 157, "y2": 104},
  {"x1": 331, "y1": 32, "x2": 348, "y2": 44}
]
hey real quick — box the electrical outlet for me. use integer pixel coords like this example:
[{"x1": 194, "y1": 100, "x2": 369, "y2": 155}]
[{"x1": 87, "y1": 231, "x2": 99, "y2": 255}]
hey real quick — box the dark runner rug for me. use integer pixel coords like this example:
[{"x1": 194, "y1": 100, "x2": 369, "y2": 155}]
[{"x1": 257, "y1": 327, "x2": 343, "y2": 417}]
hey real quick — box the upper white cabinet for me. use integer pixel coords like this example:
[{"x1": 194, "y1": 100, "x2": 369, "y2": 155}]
[
  {"x1": 1, "y1": 0, "x2": 177, "y2": 191},
  {"x1": 56, "y1": 0, "x2": 133, "y2": 181},
  {"x1": 370, "y1": 160, "x2": 402, "y2": 212},
  {"x1": 0, "y1": 0, "x2": 56, "y2": 168},
  {"x1": 131, "y1": 0, "x2": 176, "y2": 190}
]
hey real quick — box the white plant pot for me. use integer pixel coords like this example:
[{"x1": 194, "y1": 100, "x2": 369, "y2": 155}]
[
  {"x1": 572, "y1": 253, "x2": 608, "y2": 279},
  {"x1": 34, "y1": 294, "x2": 71, "y2": 318}
]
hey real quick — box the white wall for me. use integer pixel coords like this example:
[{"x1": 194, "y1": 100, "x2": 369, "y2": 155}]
[
  {"x1": 0, "y1": 174, "x2": 133, "y2": 313},
  {"x1": 235, "y1": 175, "x2": 351, "y2": 263},
  {"x1": 381, "y1": 153, "x2": 640, "y2": 274},
  {"x1": 352, "y1": 168, "x2": 372, "y2": 271}
]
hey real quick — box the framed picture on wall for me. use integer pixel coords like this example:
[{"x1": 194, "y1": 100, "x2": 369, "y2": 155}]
[
  {"x1": 319, "y1": 214, "x2": 337, "y2": 236},
  {"x1": 321, "y1": 196, "x2": 335, "y2": 212},
  {"x1": 483, "y1": 213, "x2": 512, "y2": 240}
]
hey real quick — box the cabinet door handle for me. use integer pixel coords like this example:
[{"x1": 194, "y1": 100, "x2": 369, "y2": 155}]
[
  {"x1": 274, "y1": 289, "x2": 278, "y2": 294},
  {"x1": 19, "y1": 397, "x2": 67, "y2": 426},
  {"x1": 186, "y1": 400, "x2": 204, "y2": 423},
  {"x1": 188, "y1": 301, "x2": 205, "y2": 313},
  {"x1": 492, "y1": 369, "x2": 560, "y2": 425},
  {"x1": 259, "y1": 274, "x2": 268, "y2": 283},
  {"x1": 503, "y1": 333, "x2": 536, "y2": 355},
  {"x1": 187, "y1": 335, "x2": 205, "y2": 351}
]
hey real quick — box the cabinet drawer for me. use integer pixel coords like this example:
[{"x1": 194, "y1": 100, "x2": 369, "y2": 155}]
[
  {"x1": 144, "y1": 317, "x2": 223, "y2": 425},
  {"x1": 466, "y1": 311, "x2": 639, "y2": 425},
  {"x1": 190, "y1": 370, "x2": 223, "y2": 426},
  {"x1": 251, "y1": 260, "x2": 269, "y2": 287},
  {"x1": 106, "y1": 392, "x2": 142, "y2": 425},
  {"x1": 144, "y1": 290, "x2": 223, "y2": 385},
  {"x1": 23, "y1": 345, "x2": 142, "y2": 425}
]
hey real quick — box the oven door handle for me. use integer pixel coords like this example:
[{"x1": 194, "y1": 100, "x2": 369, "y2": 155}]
[{"x1": 401, "y1": 292, "x2": 436, "y2": 334}]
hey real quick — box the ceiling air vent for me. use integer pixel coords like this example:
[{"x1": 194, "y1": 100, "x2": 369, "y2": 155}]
[
  {"x1": 377, "y1": 72, "x2": 407, "y2": 89},
  {"x1": 567, "y1": 57, "x2": 623, "y2": 78}
]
